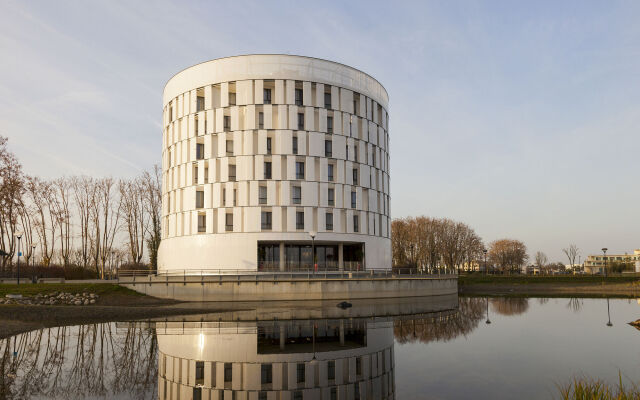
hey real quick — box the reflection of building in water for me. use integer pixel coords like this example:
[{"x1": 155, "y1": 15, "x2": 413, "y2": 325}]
[{"x1": 157, "y1": 319, "x2": 395, "y2": 399}]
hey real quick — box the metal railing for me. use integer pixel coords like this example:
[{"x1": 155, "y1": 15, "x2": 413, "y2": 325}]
[{"x1": 116, "y1": 267, "x2": 457, "y2": 282}]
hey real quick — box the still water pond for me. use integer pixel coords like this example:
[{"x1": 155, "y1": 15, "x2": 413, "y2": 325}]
[{"x1": 1, "y1": 297, "x2": 639, "y2": 399}]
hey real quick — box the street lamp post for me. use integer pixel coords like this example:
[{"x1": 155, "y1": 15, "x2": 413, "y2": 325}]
[
  {"x1": 606, "y1": 298, "x2": 613, "y2": 327},
  {"x1": 309, "y1": 231, "x2": 316, "y2": 273},
  {"x1": 602, "y1": 248, "x2": 608, "y2": 277},
  {"x1": 483, "y1": 249, "x2": 488, "y2": 275},
  {"x1": 15, "y1": 232, "x2": 23, "y2": 285},
  {"x1": 485, "y1": 297, "x2": 491, "y2": 324}
]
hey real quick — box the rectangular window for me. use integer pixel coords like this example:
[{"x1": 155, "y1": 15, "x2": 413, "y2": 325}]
[
  {"x1": 266, "y1": 137, "x2": 272, "y2": 155},
  {"x1": 330, "y1": 387, "x2": 337, "y2": 400},
  {"x1": 297, "y1": 113, "x2": 305, "y2": 130},
  {"x1": 292, "y1": 135, "x2": 298, "y2": 154},
  {"x1": 328, "y1": 360, "x2": 335, "y2": 380},
  {"x1": 356, "y1": 357, "x2": 361, "y2": 375},
  {"x1": 196, "y1": 143, "x2": 204, "y2": 160},
  {"x1": 325, "y1": 139, "x2": 332, "y2": 157},
  {"x1": 224, "y1": 115, "x2": 230, "y2": 131},
  {"x1": 193, "y1": 388, "x2": 202, "y2": 400},
  {"x1": 194, "y1": 166, "x2": 199, "y2": 184},
  {"x1": 225, "y1": 214, "x2": 233, "y2": 232},
  {"x1": 224, "y1": 362, "x2": 232, "y2": 382},
  {"x1": 258, "y1": 112, "x2": 264, "y2": 129},
  {"x1": 259, "y1": 186, "x2": 267, "y2": 204},
  {"x1": 327, "y1": 116, "x2": 333, "y2": 134},
  {"x1": 346, "y1": 144, "x2": 349, "y2": 161},
  {"x1": 353, "y1": 214, "x2": 359, "y2": 232},
  {"x1": 228, "y1": 164, "x2": 236, "y2": 182},
  {"x1": 328, "y1": 188, "x2": 335, "y2": 206},
  {"x1": 196, "y1": 361, "x2": 205, "y2": 385},
  {"x1": 354, "y1": 145, "x2": 358, "y2": 162},
  {"x1": 296, "y1": 161, "x2": 305, "y2": 180},
  {"x1": 351, "y1": 191, "x2": 356, "y2": 208},
  {"x1": 353, "y1": 168, "x2": 358, "y2": 185},
  {"x1": 292, "y1": 186, "x2": 301, "y2": 204},
  {"x1": 197, "y1": 96, "x2": 205, "y2": 112},
  {"x1": 372, "y1": 149, "x2": 376, "y2": 166},
  {"x1": 297, "y1": 363, "x2": 305, "y2": 383},
  {"x1": 263, "y1": 88, "x2": 272, "y2": 104},
  {"x1": 194, "y1": 117, "x2": 199, "y2": 135},
  {"x1": 264, "y1": 162, "x2": 272, "y2": 179},
  {"x1": 204, "y1": 167, "x2": 208, "y2": 183},
  {"x1": 261, "y1": 211, "x2": 272, "y2": 230},
  {"x1": 328, "y1": 164, "x2": 334, "y2": 182},
  {"x1": 326, "y1": 212, "x2": 333, "y2": 231},
  {"x1": 198, "y1": 214, "x2": 206, "y2": 233},
  {"x1": 261, "y1": 364, "x2": 273, "y2": 384},
  {"x1": 324, "y1": 92, "x2": 331, "y2": 109},
  {"x1": 296, "y1": 212, "x2": 304, "y2": 230},
  {"x1": 196, "y1": 191, "x2": 204, "y2": 209},
  {"x1": 226, "y1": 139, "x2": 234, "y2": 155},
  {"x1": 355, "y1": 383, "x2": 361, "y2": 400},
  {"x1": 294, "y1": 392, "x2": 303, "y2": 400},
  {"x1": 229, "y1": 92, "x2": 236, "y2": 105},
  {"x1": 295, "y1": 88, "x2": 303, "y2": 106},
  {"x1": 259, "y1": 392, "x2": 267, "y2": 400},
  {"x1": 233, "y1": 188, "x2": 237, "y2": 206}
]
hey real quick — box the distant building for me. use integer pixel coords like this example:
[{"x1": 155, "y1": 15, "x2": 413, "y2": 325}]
[{"x1": 583, "y1": 249, "x2": 640, "y2": 274}]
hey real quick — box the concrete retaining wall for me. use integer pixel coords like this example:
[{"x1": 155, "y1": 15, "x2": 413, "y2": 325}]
[{"x1": 120, "y1": 276, "x2": 457, "y2": 302}]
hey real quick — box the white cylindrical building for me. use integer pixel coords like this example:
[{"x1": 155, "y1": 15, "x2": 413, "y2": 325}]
[{"x1": 158, "y1": 55, "x2": 391, "y2": 273}]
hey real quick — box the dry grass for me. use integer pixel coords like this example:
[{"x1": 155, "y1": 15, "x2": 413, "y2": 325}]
[{"x1": 558, "y1": 375, "x2": 640, "y2": 400}]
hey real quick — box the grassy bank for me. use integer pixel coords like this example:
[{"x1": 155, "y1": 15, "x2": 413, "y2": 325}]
[
  {"x1": 558, "y1": 375, "x2": 640, "y2": 400},
  {"x1": 459, "y1": 274, "x2": 640, "y2": 298}
]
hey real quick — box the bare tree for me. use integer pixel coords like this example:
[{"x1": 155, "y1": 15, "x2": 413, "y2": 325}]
[
  {"x1": 0, "y1": 136, "x2": 25, "y2": 270},
  {"x1": 488, "y1": 239, "x2": 528, "y2": 273},
  {"x1": 534, "y1": 251, "x2": 548, "y2": 273},
  {"x1": 72, "y1": 176, "x2": 94, "y2": 269},
  {"x1": 97, "y1": 178, "x2": 120, "y2": 279},
  {"x1": 141, "y1": 165, "x2": 162, "y2": 270},
  {"x1": 52, "y1": 178, "x2": 73, "y2": 266},
  {"x1": 562, "y1": 244, "x2": 580, "y2": 271},
  {"x1": 119, "y1": 178, "x2": 147, "y2": 264}
]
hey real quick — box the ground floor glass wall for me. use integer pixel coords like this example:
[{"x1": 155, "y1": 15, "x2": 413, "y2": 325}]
[{"x1": 257, "y1": 242, "x2": 364, "y2": 271}]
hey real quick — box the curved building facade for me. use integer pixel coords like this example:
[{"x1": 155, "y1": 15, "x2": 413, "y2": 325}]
[{"x1": 158, "y1": 55, "x2": 391, "y2": 273}]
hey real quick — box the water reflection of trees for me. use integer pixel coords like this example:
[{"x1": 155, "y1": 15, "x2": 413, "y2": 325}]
[
  {"x1": 490, "y1": 298, "x2": 529, "y2": 316},
  {"x1": 394, "y1": 297, "x2": 486, "y2": 344},
  {"x1": 0, "y1": 323, "x2": 157, "y2": 400}
]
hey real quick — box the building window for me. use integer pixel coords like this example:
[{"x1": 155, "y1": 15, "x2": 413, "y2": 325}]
[
  {"x1": 233, "y1": 188, "x2": 237, "y2": 206},
  {"x1": 263, "y1": 88, "x2": 272, "y2": 104},
  {"x1": 355, "y1": 383, "x2": 361, "y2": 400},
  {"x1": 259, "y1": 392, "x2": 267, "y2": 400},
  {"x1": 193, "y1": 388, "x2": 202, "y2": 400},
  {"x1": 228, "y1": 164, "x2": 236, "y2": 182},
  {"x1": 264, "y1": 162, "x2": 272, "y2": 179},
  {"x1": 296, "y1": 212, "x2": 304, "y2": 230},
  {"x1": 223, "y1": 115, "x2": 231, "y2": 131},
  {"x1": 198, "y1": 214, "x2": 206, "y2": 233},
  {"x1": 292, "y1": 186, "x2": 301, "y2": 204},
  {"x1": 226, "y1": 139, "x2": 234, "y2": 156},
  {"x1": 297, "y1": 363, "x2": 305, "y2": 383},
  {"x1": 294, "y1": 391, "x2": 303, "y2": 400},
  {"x1": 324, "y1": 92, "x2": 331, "y2": 109},
  {"x1": 356, "y1": 357, "x2": 362, "y2": 376},
  {"x1": 328, "y1": 164, "x2": 334, "y2": 182},
  {"x1": 296, "y1": 161, "x2": 305, "y2": 179},
  {"x1": 258, "y1": 112, "x2": 264, "y2": 129},
  {"x1": 225, "y1": 213, "x2": 233, "y2": 232},
  {"x1": 328, "y1": 188, "x2": 335, "y2": 206},
  {"x1": 328, "y1": 360, "x2": 335, "y2": 380},
  {"x1": 197, "y1": 96, "x2": 205, "y2": 112},
  {"x1": 196, "y1": 143, "x2": 204, "y2": 160},
  {"x1": 327, "y1": 116, "x2": 333, "y2": 134},
  {"x1": 194, "y1": 116, "x2": 199, "y2": 135},
  {"x1": 204, "y1": 167, "x2": 208, "y2": 183},
  {"x1": 292, "y1": 135, "x2": 298, "y2": 155},
  {"x1": 351, "y1": 191, "x2": 356, "y2": 208},
  {"x1": 326, "y1": 212, "x2": 333, "y2": 231},
  {"x1": 259, "y1": 186, "x2": 267, "y2": 204},
  {"x1": 354, "y1": 145, "x2": 358, "y2": 162},
  {"x1": 196, "y1": 191, "x2": 204, "y2": 209},
  {"x1": 295, "y1": 88, "x2": 303, "y2": 106},
  {"x1": 224, "y1": 362, "x2": 232, "y2": 382},
  {"x1": 352, "y1": 168, "x2": 358, "y2": 185},
  {"x1": 325, "y1": 139, "x2": 332, "y2": 157},
  {"x1": 261, "y1": 364, "x2": 273, "y2": 384},
  {"x1": 261, "y1": 211, "x2": 272, "y2": 230},
  {"x1": 353, "y1": 214, "x2": 359, "y2": 232},
  {"x1": 229, "y1": 92, "x2": 236, "y2": 105},
  {"x1": 266, "y1": 137, "x2": 272, "y2": 155},
  {"x1": 346, "y1": 144, "x2": 349, "y2": 161},
  {"x1": 196, "y1": 361, "x2": 205, "y2": 385},
  {"x1": 194, "y1": 166, "x2": 199, "y2": 184},
  {"x1": 297, "y1": 113, "x2": 305, "y2": 130},
  {"x1": 330, "y1": 387, "x2": 337, "y2": 400}
]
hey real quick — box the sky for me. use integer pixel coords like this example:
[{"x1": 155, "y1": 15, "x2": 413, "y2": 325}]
[{"x1": 1, "y1": 0, "x2": 638, "y2": 262}]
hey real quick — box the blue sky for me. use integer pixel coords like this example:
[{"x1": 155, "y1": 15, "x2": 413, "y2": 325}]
[{"x1": 1, "y1": 0, "x2": 638, "y2": 262}]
